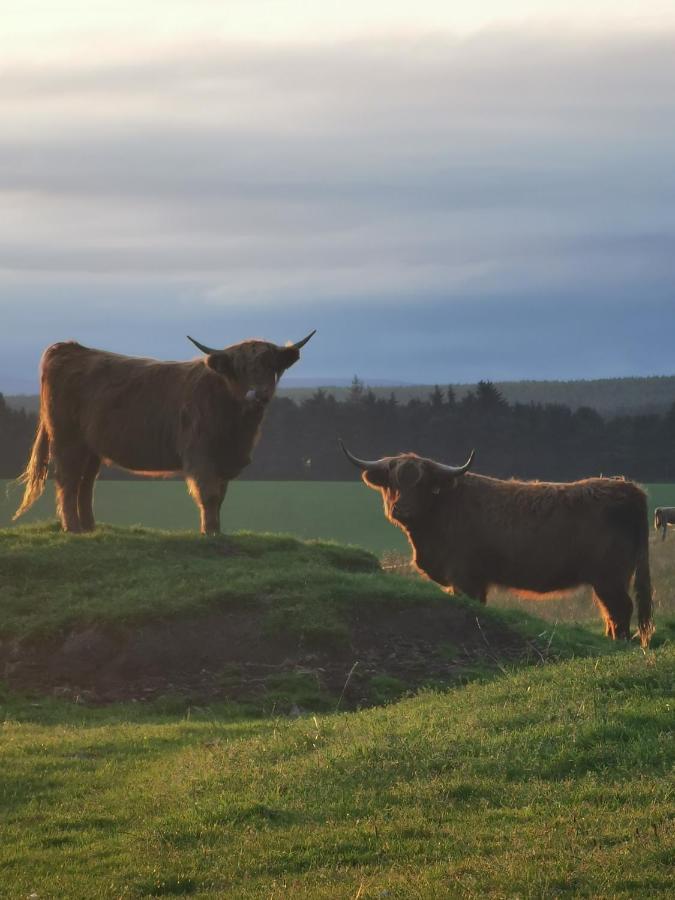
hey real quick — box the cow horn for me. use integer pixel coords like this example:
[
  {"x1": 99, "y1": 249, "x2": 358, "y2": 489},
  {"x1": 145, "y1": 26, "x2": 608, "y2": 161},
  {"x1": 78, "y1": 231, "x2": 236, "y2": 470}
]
[
  {"x1": 431, "y1": 449, "x2": 476, "y2": 478},
  {"x1": 291, "y1": 330, "x2": 316, "y2": 350},
  {"x1": 187, "y1": 335, "x2": 219, "y2": 355},
  {"x1": 338, "y1": 438, "x2": 385, "y2": 471}
]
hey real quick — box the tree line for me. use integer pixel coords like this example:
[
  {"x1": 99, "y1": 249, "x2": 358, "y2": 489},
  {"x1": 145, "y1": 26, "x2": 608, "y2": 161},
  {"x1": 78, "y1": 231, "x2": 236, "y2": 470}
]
[{"x1": 2, "y1": 380, "x2": 675, "y2": 483}]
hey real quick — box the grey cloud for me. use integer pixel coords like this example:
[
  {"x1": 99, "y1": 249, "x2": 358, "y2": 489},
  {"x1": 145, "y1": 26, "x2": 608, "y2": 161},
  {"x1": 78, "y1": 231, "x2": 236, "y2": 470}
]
[
  {"x1": 3, "y1": 31, "x2": 674, "y2": 113},
  {"x1": 1, "y1": 29, "x2": 674, "y2": 385}
]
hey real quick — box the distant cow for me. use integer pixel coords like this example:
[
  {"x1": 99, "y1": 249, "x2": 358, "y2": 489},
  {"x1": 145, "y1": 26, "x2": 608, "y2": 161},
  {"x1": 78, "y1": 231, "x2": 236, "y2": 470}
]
[
  {"x1": 654, "y1": 507, "x2": 675, "y2": 541},
  {"x1": 340, "y1": 441, "x2": 654, "y2": 646},
  {"x1": 14, "y1": 332, "x2": 315, "y2": 534}
]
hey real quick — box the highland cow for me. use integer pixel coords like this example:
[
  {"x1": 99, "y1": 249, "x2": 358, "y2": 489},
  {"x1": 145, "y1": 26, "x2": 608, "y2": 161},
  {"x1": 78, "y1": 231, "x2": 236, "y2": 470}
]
[
  {"x1": 340, "y1": 441, "x2": 654, "y2": 646},
  {"x1": 14, "y1": 332, "x2": 315, "y2": 534}
]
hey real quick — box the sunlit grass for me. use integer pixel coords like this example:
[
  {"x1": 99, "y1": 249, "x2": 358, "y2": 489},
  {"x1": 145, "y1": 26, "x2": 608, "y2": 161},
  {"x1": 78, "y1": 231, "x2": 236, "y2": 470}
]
[
  {"x1": 1, "y1": 515, "x2": 673, "y2": 897},
  {"x1": 1, "y1": 647, "x2": 672, "y2": 898},
  {"x1": 0, "y1": 522, "x2": 393, "y2": 640},
  {"x1": 0, "y1": 523, "x2": 616, "y2": 669}
]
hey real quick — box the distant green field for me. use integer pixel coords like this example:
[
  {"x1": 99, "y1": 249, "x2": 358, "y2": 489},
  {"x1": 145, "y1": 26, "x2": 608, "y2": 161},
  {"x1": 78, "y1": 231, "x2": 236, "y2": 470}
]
[
  {"x1": 0, "y1": 479, "x2": 409, "y2": 555},
  {"x1": 3, "y1": 480, "x2": 674, "y2": 555}
]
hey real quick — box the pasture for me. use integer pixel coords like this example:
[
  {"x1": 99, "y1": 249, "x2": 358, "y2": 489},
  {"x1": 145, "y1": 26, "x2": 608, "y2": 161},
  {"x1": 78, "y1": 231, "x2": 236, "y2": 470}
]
[
  {"x1": 4, "y1": 478, "x2": 675, "y2": 631},
  {"x1": 3, "y1": 479, "x2": 675, "y2": 556},
  {"x1": 0, "y1": 479, "x2": 409, "y2": 555},
  {"x1": 1, "y1": 642, "x2": 673, "y2": 897},
  {"x1": 2, "y1": 491, "x2": 674, "y2": 897}
]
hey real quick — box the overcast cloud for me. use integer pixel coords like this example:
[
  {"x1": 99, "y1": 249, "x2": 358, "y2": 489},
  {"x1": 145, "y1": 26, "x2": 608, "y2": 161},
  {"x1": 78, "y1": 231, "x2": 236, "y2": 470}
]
[{"x1": 1, "y1": 22, "x2": 674, "y2": 390}]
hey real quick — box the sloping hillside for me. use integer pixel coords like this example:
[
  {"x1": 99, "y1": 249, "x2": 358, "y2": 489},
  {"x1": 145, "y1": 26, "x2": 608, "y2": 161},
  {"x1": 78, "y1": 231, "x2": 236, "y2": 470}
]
[
  {"x1": 0, "y1": 524, "x2": 610, "y2": 706},
  {"x1": 1, "y1": 643, "x2": 672, "y2": 898}
]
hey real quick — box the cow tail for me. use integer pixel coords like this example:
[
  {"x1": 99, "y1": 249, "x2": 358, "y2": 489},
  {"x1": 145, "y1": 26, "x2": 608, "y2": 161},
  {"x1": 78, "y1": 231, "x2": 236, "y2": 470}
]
[
  {"x1": 634, "y1": 495, "x2": 654, "y2": 648},
  {"x1": 13, "y1": 418, "x2": 50, "y2": 520}
]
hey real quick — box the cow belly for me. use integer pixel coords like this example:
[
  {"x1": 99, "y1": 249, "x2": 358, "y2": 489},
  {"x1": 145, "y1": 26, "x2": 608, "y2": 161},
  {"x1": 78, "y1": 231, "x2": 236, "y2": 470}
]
[
  {"x1": 86, "y1": 425, "x2": 182, "y2": 473},
  {"x1": 489, "y1": 553, "x2": 589, "y2": 593},
  {"x1": 101, "y1": 452, "x2": 182, "y2": 475},
  {"x1": 495, "y1": 569, "x2": 586, "y2": 593}
]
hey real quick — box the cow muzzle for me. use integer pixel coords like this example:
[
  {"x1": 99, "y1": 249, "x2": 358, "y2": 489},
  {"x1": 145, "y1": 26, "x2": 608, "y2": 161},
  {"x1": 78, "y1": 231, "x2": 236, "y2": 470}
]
[
  {"x1": 391, "y1": 500, "x2": 414, "y2": 522},
  {"x1": 246, "y1": 387, "x2": 274, "y2": 404}
]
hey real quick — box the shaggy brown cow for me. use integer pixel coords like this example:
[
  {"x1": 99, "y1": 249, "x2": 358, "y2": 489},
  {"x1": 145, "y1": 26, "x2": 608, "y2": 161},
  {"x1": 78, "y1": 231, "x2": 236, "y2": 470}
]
[
  {"x1": 14, "y1": 332, "x2": 315, "y2": 534},
  {"x1": 339, "y1": 441, "x2": 654, "y2": 647}
]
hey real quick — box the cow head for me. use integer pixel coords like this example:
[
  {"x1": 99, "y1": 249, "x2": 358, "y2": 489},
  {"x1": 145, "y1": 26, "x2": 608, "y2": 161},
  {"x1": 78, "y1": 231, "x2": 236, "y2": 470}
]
[
  {"x1": 339, "y1": 439, "x2": 475, "y2": 526},
  {"x1": 188, "y1": 331, "x2": 315, "y2": 403}
]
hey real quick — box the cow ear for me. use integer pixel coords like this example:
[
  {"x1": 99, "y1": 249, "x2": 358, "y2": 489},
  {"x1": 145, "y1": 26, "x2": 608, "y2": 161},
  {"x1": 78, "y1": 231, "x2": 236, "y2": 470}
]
[
  {"x1": 429, "y1": 468, "x2": 459, "y2": 494},
  {"x1": 278, "y1": 346, "x2": 300, "y2": 371},
  {"x1": 363, "y1": 468, "x2": 390, "y2": 489},
  {"x1": 206, "y1": 351, "x2": 236, "y2": 379},
  {"x1": 431, "y1": 476, "x2": 460, "y2": 493}
]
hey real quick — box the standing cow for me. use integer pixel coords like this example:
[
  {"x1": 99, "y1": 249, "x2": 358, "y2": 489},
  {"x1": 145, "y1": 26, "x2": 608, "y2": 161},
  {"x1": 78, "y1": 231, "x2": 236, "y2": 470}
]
[
  {"x1": 654, "y1": 507, "x2": 675, "y2": 541},
  {"x1": 14, "y1": 332, "x2": 315, "y2": 534},
  {"x1": 340, "y1": 441, "x2": 654, "y2": 647}
]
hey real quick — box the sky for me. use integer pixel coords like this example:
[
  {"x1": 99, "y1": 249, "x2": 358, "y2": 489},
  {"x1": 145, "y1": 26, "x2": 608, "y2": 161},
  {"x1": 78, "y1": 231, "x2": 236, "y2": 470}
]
[{"x1": 1, "y1": 1, "x2": 675, "y2": 391}]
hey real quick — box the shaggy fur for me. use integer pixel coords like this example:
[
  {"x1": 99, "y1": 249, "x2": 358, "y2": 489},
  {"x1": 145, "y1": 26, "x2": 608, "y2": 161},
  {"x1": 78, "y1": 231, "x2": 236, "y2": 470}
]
[
  {"x1": 15, "y1": 338, "x2": 307, "y2": 534},
  {"x1": 354, "y1": 452, "x2": 654, "y2": 647}
]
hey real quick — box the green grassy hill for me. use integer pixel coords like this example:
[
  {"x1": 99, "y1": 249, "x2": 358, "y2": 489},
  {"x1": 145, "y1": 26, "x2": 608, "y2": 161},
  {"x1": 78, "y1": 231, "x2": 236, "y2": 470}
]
[
  {"x1": 1, "y1": 646, "x2": 672, "y2": 898},
  {"x1": 1, "y1": 524, "x2": 617, "y2": 707},
  {"x1": 1, "y1": 524, "x2": 673, "y2": 896}
]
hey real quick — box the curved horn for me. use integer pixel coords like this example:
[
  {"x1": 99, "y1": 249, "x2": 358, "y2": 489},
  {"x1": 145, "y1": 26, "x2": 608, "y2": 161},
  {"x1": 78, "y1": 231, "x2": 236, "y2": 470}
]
[
  {"x1": 187, "y1": 335, "x2": 219, "y2": 355},
  {"x1": 431, "y1": 449, "x2": 476, "y2": 478},
  {"x1": 292, "y1": 329, "x2": 316, "y2": 350},
  {"x1": 338, "y1": 438, "x2": 386, "y2": 471}
]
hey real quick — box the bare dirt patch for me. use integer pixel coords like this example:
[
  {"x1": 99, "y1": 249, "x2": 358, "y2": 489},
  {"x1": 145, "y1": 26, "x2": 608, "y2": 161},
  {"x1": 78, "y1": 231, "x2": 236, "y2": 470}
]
[{"x1": 0, "y1": 601, "x2": 535, "y2": 709}]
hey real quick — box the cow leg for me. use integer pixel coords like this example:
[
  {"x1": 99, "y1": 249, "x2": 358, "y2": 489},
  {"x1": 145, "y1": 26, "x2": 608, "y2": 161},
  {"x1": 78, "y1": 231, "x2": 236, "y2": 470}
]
[
  {"x1": 77, "y1": 453, "x2": 101, "y2": 532},
  {"x1": 186, "y1": 475, "x2": 228, "y2": 535},
  {"x1": 52, "y1": 445, "x2": 87, "y2": 533},
  {"x1": 593, "y1": 583, "x2": 633, "y2": 641},
  {"x1": 453, "y1": 578, "x2": 488, "y2": 605}
]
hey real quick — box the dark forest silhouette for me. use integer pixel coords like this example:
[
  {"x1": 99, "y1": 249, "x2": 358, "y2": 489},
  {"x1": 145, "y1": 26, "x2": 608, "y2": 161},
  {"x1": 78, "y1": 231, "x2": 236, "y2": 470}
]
[{"x1": 3, "y1": 380, "x2": 675, "y2": 483}]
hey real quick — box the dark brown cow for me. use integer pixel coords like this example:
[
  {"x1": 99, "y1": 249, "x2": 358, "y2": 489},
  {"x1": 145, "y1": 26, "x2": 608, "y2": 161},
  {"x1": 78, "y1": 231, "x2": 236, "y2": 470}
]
[
  {"x1": 340, "y1": 441, "x2": 654, "y2": 647},
  {"x1": 14, "y1": 332, "x2": 315, "y2": 534}
]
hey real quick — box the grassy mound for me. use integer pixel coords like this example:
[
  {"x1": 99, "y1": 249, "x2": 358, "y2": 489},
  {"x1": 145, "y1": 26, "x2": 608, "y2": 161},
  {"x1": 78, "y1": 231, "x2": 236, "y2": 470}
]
[
  {"x1": 0, "y1": 522, "x2": 382, "y2": 639},
  {"x1": 0, "y1": 523, "x2": 618, "y2": 706},
  {"x1": 1, "y1": 646, "x2": 672, "y2": 898}
]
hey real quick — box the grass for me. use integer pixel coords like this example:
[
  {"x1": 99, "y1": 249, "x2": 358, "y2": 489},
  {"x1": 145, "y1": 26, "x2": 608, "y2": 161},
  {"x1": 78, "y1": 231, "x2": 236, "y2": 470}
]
[
  {"x1": 1, "y1": 514, "x2": 674, "y2": 896},
  {"x1": 0, "y1": 646, "x2": 672, "y2": 898},
  {"x1": 4, "y1": 479, "x2": 675, "y2": 556},
  {"x1": 0, "y1": 523, "x2": 423, "y2": 642}
]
